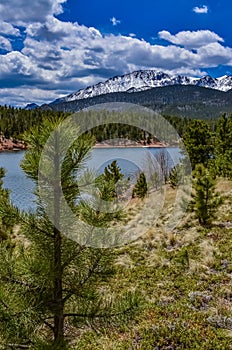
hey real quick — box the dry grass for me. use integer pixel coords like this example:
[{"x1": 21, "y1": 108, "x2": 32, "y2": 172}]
[{"x1": 71, "y1": 179, "x2": 232, "y2": 348}]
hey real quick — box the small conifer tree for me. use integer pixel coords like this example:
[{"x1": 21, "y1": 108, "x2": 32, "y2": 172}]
[
  {"x1": 182, "y1": 119, "x2": 213, "y2": 170},
  {"x1": 0, "y1": 117, "x2": 138, "y2": 348},
  {"x1": 214, "y1": 114, "x2": 232, "y2": 179},
  {"x1": 96, "y1": 160, "x2": 124, "y2": 200},
  {"x1": 132, "y1": 172, "x2": 148, "y2": 199},
  {"x1": 190, "y1": 164, "x2": 223, "y2": 226},
  {"x1": 169, "y1": 164, "x2": 185, "y2": 188}
]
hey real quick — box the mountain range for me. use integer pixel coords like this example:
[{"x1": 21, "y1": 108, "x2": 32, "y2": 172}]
[
  {"x1": 38, "y1": 70, "x2": 232, "y2": 119},
  {"x1": 50, "y1": 70, "x2": 232, "y2": 104}
]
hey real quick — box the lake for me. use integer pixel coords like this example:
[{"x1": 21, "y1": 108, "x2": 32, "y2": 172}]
[{"x1": 0, "y1": 147, "x2": 181, "y2": 211}]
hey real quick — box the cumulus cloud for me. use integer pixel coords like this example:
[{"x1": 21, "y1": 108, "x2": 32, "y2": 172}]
[
  {"x1": 26, "y1": 17, "x2": 102, "y2": 45},
  {"x1": 0, "y1": 2, "x2": 232, "y2": 106},
  {"x1": 0, "y1": 36, "x2": 12, "y2": 51},
  {"x1": 197, "y1": 42, "x2": 232, "y2": 66},
  {"x1": 0, "y1": 0, "x2": 66, "y2": 25},
  {"x1": 0, "y1": 87, "x2": 61, "y2": 106},
  {"x1": 1, "y1": 19, "x2": 232, "y2": 106},
  {"x1": 0, "y1": 22, "x2": 20, "y2": 36},
  {"x1": 158, "y1": 30, "x2": 224, "y2": 49},
  {"x1": 0, "y1": 51, "x2": 40, "y2": 79},
  {"x1": 110, "y1": 17, "x2": 121, "y2": 26},
  {"x1": 193, "y1": 5, "x2": 208, "y2": 14}
]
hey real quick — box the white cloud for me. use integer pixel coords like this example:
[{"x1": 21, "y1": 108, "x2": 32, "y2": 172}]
[
  {"x1": 0, "y1": 51, "x2": 39, "y2": 77},
  {"x1": 129, "y1": 33, "x2": 136, "y2": 38},
  {"x1": 197, "y1": 42, "x2": 232, "y2": 66},
  {"x1": 0, "y1": 87, "x2": 61, "y2": 107},
  {"x1": 0, "y1": 22, "x2": 20, "y2": 36},
  {"x1": 193, "y1": 5, "x2": 208, "y2": 14},
  {"x1": 0, "y1": 2, "x2": 231, "y2": 106},
  {"x1": 3, "y1": 23, "x2": 231, "y2": 87},
  {"x1": 0, "y1": 0, "x2": 66, "y2": 25},
  {"x1": 1, "y1": 20, "x2": 232, "y2": 106},
  {"x1": 110, "y1": 17, "x2": 121, "y2": 26},
  {"x1": 0, "y1": 36, "x2": 12, "y2": 51},
  {"x1": 158, "y1": 30, "x2": 223, "y2": 49}
]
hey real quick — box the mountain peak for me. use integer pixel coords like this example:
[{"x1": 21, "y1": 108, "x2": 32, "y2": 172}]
[
  {"x1": 52, "y1": 70, "x2": 232, "y2": 105},
  {"x1": 24, "y1": 103, "x2": 39, "y2": 110}
]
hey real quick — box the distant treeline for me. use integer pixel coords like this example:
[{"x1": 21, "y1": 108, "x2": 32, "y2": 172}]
[
  {"x1": 0, "y1": 105, "x2": 221, "y2": 142},
  {"x1": 0, "y1": 105, "x2": 68, "y2": 139}
]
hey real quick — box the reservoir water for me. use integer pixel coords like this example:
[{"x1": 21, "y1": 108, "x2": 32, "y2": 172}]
[{"x1": 0, "y1": 147, "x2": 181, "y2": 211}]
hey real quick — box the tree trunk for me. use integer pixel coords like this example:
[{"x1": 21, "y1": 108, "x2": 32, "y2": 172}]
[
  {"x1": 53, "y1": 227, "x2": 64, "y2": 346},
  {"x1": 53, "y1": 131, "x2": 64, "y2": 346}
]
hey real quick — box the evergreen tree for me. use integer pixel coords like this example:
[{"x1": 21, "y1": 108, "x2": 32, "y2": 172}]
[
  {"x1": 215, "y1": 114, "x2": 232, "y2": 154},
  {"x1": 169, "y1": 164, "x2": 184, "y2": 188},
  {"x1": 214, "y1": 114, "x2": 232, "y2": 179},
  {"x1": 190, "y1": 164, "x2": 223, "y2": 226},
  {"x1": 214, "y1": 151, "x2": 232, "y2": 180},
  {"x1": 103, "y1": 160, "x2": 124, "y2": 196},
  {"x1": 0, "y1": 168, "x2": 16, "y2": 241},
  {"x1": 95, "y1": 160, "x2": 125, "y2": 201},
  {"x1": 0, "y1": 117, "x2": 138, "y2": 348},
  {"x1": 182, "y1": 119, "x2": 213, "y2": 169},
  {"x1": 132, "y1": 172, "x2": 148, "y2": 199}
]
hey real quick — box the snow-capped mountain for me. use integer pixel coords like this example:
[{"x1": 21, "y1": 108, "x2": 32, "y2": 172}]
[{"x1": 51, "y1": 70, "x2": 232, "y2": 105}]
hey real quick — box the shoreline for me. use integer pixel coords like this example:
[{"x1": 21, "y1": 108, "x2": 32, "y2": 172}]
[
  {"x1": 93, "y1": 142, "x2": 175, "y2": 149},
  {"x1": 0, "y1": 148, "x2": 25, "y2": 153},
  {"x1": 0, "y1": 136, "x2": 27, "y2": 152},
  {"x1": 0, "y1": 137, "x2": 177, "y2": 153},
  {"x1": 0, "y1": 144, "x2": 26, "y2": 153}
]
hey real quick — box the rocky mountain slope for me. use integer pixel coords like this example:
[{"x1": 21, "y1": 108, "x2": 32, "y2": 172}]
[
  {"x1": 50, "y1": 70, "x2": 232, "y2": 106},
  {"x1": 42, "y1": 84, "x2": 232, "y2": 119}
]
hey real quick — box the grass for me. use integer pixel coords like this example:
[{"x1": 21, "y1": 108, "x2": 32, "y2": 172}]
[
  {"x1": 2, "y1": 177, "x2": 231, "y2": 348},
  {"x1": 74, "y1": 178, "x2": 232, "y2": 349}
]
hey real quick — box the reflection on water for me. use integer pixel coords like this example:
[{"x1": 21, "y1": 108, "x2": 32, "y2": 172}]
[{"x1": 0, "y1": 148, "x2": 181, "y2": 211}]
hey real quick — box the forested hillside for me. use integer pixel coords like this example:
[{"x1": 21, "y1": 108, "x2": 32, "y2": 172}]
[
  {"x1": 41, "y1": 85, "x2": 232, "y2": 120},
  {"x1": 0, "y1": 104, "x2": 222, "y2": 144},
  {"x1": 0, "y1": 106, "x2": 68, "y2": 139}
]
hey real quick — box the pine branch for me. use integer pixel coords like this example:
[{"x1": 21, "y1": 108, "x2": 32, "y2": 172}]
[
  {"x1": 63, "y1": 304, "x2": 136, "y2": 320},
  {"x1": 78, "y1": 253, "x2": 103, "y2": 287},
  {"x1": 62, "y1": 288, "x2": 95, "y2": 301},
  {"x1": 62, "y1": 252, "x2": 103, "y2": 303},
  {"x1": 0, "y1": 270, "x2": 47, "y2": 293},
  {"x1": 44, "y1": 320, "x2": 54, "y2": 331},
  {"x1": 19, "y1": 213, "x2": 53, "y2": 239},
  {"x1": 61, "y1": 245, "x2": 85, "y2": 272},
  {"x1": 0, "y1": 276, "x2": 34, "y2": 288}
]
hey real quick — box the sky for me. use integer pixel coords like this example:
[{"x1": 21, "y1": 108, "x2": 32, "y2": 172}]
[{"x1": 0, "y1": 0, "x2": 232, "y2": 106}]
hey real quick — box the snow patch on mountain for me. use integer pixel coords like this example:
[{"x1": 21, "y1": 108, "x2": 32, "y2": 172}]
[{"x1": 51, "y1": 70, "x2": 232, "y2": 105}]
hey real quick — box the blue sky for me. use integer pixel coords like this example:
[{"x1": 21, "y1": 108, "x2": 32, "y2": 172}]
[{"x1": 0, "y1": 0, "x2": 232, "y2": 106}]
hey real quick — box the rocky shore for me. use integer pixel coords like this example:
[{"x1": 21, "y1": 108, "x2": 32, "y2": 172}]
[
  {"x1": 0, "y1": 137, "x2": 171, "y2": 152},
  {"x1": 0, "y1": 136, "x2": 27, "y2": 152},
  {"x1": 94, "y1": 140, "x2": 168, "y2": 148}
]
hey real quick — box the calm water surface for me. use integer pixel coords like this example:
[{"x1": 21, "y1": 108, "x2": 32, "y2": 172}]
[
  {"x1": 0, "y1": 151, "x2": 35, "y2": 211},
  {"x1": 0, "y1": 148, "x2": 181, "y2": 211}
]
